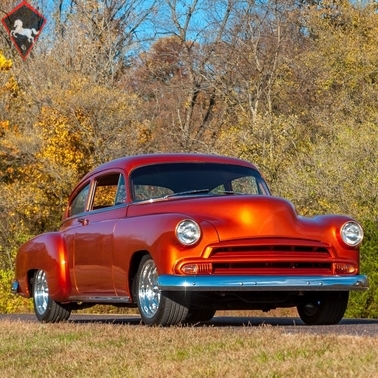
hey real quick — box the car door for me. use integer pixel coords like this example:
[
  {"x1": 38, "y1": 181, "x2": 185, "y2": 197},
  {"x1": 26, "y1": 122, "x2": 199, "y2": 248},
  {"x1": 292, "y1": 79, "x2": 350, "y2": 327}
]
[{"x1": 62, "y1": 172, "x2": 127, "y2": 296}]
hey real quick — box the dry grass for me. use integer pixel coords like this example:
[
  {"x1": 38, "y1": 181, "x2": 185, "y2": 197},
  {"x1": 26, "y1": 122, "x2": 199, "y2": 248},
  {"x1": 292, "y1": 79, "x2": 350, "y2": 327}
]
[{"x1": 1, "y1": 315, "x2": 378, "y2": 378}]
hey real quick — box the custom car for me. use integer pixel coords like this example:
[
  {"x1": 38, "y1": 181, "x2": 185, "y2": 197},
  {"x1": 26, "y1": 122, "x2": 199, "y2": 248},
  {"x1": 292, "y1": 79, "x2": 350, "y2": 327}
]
[{"x1": 11, "y1": 153, "x2": 368, "y2": 325}]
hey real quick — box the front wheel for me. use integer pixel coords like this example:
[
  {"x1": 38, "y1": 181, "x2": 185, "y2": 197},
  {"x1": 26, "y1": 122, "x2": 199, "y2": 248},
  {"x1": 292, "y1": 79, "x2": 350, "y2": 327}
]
[
  {"x1": 297, "y1": 291, "x2": 349, "y2": 325},
  {"x1": 32, "y1": 270, "x2": 71, "y2": 323},
  {"x1": 136, "y1": 255, "x2": 190, "y2": 326},
  {"x1": 184, "y1": 308, "x2": 216, "y2": 323}
]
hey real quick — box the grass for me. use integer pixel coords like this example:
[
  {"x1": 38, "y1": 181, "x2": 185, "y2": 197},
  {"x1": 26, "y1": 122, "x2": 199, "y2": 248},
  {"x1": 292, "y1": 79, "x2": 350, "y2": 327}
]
[{"x1": 1, "y1": 313, "x2": 378, "y2": 378}]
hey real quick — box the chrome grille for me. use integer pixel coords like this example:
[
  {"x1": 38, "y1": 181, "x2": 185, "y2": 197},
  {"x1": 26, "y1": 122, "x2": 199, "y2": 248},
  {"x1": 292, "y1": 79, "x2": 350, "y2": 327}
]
[
  {"x1": 207, "y1": 241, "x2": 333, "y2": 275},
  {"x1": 211, "y1": 244, "x2": 329, "y2": 255}
]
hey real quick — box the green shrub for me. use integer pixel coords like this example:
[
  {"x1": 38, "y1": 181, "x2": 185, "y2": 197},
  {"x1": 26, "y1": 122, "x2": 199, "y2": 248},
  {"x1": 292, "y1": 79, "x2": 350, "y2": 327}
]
[
  {"x1": 346, "y1": 219, "x2": 378, "y2": 318},
  {"x1": 0, "y1": 270, "x2": 33, "y2": 313}
]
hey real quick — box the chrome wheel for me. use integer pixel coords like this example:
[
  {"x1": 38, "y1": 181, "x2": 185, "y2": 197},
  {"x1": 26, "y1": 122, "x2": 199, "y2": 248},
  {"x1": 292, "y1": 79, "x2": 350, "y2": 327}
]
[
  {"x1": 34, "y1": 270, "x2": 49, "y2": 316},
  {"x1": 138, "y1": 258, "x2": 161, "y2": 319},
  {"x1": 136, "y1": 255, "x2": 190, "y2": 326},
  {"x1": 32, "y1": 269, "x2": 71, "y2": 323}
]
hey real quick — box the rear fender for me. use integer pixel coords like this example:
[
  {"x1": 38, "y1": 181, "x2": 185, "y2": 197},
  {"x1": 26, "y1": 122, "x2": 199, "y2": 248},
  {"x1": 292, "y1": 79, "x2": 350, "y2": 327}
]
[{"x1": 15, "y1": 232, "x2": 71, "y2": 301}]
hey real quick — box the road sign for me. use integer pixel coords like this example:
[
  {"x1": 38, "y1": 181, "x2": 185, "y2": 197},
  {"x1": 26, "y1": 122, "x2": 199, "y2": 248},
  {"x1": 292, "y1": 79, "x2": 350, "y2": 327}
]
[{"x1": 1, "y1": 1, "x2": 46, "y2": 60}]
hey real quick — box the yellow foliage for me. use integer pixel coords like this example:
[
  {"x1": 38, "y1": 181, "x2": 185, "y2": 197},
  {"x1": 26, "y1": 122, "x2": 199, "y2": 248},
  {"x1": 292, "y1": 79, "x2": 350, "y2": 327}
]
[
  {"x1": 137, "y1": 122, "x2": 152, "y2": 146},
  {"x1": 35, "y1": 106, "x2": 88, "y2": 171},
  {"x1": 0, "y1": 50, "x2": 12, "y2": 71},
  {"x1": 0, "y1": 120, "x2": 10, "y2": 137},
  {"x1": 0, "y1": 120, "x2": 9, "y2": 129},
  {"x1": 0, "y1": 270, "x2": 32, "y2": 313},
  {"x1": 5, "y1": 76, "x2": 19, "y2": 93},
  {"x1": 3, "y1": 75, "x2": 142, "y2": 236},
  {"x1": 0, "y1": 50, "x2": 20, "y2": 99},
  {"x1": 304, "y1": 2, "x2": 378, "y2": 96}
]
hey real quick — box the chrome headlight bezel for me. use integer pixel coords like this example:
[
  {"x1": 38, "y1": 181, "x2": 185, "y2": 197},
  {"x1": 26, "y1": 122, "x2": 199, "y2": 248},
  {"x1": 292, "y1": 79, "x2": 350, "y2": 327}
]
[
  {"x1": 175, "y1": 220, "x2": 201, "y2": 246},
  {"x1": 340, "y1": 221, "x2": 364, "y2": 247}
]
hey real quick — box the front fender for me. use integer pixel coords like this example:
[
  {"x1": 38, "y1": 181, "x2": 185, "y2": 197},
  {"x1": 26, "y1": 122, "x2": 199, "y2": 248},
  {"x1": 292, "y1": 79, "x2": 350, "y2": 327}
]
[
  {"x1": 15, "y1": 232, "x2": 71, "y2": 301},
  {"x1": 311, "y1": 214, "x2": 361, "y2": 260}
]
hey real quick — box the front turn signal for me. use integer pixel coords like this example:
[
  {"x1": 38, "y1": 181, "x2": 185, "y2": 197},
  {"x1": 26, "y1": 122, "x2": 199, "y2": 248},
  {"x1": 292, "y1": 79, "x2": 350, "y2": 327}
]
[
  {"x1": 180, "y1": 263, "x2": 213, "y2": 275},
  {"x1": 333, "y1": 263, "x2": 358, "y2": 275}
]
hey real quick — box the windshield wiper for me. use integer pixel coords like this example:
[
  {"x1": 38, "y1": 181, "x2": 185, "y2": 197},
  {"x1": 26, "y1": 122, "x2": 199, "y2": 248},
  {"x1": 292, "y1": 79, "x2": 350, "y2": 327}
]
[
  {"x1": 164, "y1": 189, "x2": 210, "y2": 199},
  {"x1": 215, "y1": 190, "x2": 246, "y2": 195}
]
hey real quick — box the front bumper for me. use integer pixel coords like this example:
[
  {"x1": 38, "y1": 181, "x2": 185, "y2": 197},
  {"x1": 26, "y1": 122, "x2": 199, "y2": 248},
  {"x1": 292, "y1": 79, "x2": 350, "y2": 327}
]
[{"x1": 158, "y1": 274, "x2": 368, "y2": 292}]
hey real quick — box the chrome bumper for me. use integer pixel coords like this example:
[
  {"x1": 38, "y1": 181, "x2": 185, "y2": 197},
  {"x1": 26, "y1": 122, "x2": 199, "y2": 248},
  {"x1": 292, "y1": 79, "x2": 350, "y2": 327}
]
[{"x1": 158, "y1": 274, "x2": 368, "y2": 292}]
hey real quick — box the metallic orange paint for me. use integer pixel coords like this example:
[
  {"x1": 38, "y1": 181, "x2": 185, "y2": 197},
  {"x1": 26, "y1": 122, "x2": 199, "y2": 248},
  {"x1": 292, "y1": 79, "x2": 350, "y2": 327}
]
[{"x1": 12, "y1": 153, "x2": 367, "y2": 312}]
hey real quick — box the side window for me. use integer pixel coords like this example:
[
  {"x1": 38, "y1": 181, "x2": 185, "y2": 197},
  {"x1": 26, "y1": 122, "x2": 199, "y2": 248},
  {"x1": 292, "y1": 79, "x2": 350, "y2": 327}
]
[
  {"x1": 115, "y1": 175, "x2": 126, "y2": 205},
  {"x1": 70, "y1": 183, "x2": 90, "y2": 216},
  {"x1": 91, "y1": 173, "x2": 124, "y2": 210}
]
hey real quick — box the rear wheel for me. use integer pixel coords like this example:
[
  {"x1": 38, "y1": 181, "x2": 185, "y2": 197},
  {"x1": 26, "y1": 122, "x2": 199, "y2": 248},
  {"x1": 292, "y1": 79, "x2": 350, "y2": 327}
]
[
  {"x1": 33, "y1": 270, "x2": 71, "y2": 323},
  {"x1": 297, "y1": 291, "x2": 349, "y2": 325},
  {"x1": 136, "y1": 255, "x2": 189, "y2": 326}
]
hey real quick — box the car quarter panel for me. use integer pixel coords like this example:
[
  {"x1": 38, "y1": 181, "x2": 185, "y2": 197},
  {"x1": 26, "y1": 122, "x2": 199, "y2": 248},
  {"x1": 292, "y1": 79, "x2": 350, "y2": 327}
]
[{"x1": 15, "y1": 232, "x2": 71, "y2": 301}]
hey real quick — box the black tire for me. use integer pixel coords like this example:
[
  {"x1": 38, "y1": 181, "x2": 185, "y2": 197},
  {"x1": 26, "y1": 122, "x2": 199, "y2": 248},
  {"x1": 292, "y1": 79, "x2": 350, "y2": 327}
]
[
  {"x1": 297, "y1": 291, "x2": 349, "y2": 325},
  {"x1": 32, "y1": 270, "x2": 71, "y2": 323},
  {"x1": 136, "y1": 255, "x2": 190, "y2": 326},
  {"x1": 184, "y1": 308, "x2": 216, "y2": 323}
]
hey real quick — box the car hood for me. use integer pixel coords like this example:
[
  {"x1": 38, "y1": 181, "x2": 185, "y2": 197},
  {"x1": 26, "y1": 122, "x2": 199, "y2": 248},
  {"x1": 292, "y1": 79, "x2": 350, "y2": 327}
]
[{"x1": 129, "y1": 195, "x2": 321, "y2": 241}]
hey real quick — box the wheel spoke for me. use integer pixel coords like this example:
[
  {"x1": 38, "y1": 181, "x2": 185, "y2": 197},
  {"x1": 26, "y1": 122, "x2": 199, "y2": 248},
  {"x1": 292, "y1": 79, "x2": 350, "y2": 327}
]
[
  {"x1": 138, "y1": 259, "x2": 161, "y2": 319},
  {"x1": 137, "y1": 255, "x2": 190, "y2": 325},
  {"x1": 34, "y1": 270, "x2": 49, "y2": 315}
]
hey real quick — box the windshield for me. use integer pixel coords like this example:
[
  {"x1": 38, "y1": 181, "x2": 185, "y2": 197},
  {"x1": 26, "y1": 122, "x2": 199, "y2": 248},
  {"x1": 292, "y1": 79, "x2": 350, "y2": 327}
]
[{"x1": 130, "y1": 162, "x2": 270, "y2": 202}]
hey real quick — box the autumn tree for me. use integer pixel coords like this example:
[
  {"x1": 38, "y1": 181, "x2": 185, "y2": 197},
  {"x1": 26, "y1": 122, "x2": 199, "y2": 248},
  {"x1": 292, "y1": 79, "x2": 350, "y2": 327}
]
[
  {"x1": 0, "y1": 49, "x2": 36, "y2": 270},
  {"x1": 278, "y1": 0, "x2": 378, "y2": 221},
  {"x1": 207, "y1": 0, "x2": 308, "y2": 192},
  {"x1": 126, "y1": 0, "x2": 237, "y2": 152},
  {"x1": 36, "y1": 0, "x2": 161, "y2": 85},
  {"x1": 0, "y1": 0, "x2": 153, "y2": 269}
]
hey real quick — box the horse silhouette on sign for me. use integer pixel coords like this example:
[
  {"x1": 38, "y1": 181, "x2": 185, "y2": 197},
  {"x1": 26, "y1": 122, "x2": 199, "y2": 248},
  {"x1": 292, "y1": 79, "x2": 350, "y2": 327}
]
[{"x1": 10, "y1": 19, "x2": 39, "y2": 43}]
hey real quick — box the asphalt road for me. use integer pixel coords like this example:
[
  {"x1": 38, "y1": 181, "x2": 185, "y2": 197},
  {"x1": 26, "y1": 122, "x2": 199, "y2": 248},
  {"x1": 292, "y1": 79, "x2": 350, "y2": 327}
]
[{"x1": 2, "y1": 313, "x2": 378, "y2": 336}]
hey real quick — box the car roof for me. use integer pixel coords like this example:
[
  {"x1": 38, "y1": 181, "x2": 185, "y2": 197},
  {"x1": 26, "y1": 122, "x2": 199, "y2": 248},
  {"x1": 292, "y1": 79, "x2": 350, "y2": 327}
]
[{"x1": 81, "y1": 153, "x2": 259, "y2": 180}]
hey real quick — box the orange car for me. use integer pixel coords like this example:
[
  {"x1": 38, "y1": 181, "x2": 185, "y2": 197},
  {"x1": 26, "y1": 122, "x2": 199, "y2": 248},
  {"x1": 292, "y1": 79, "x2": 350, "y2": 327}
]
[{"x1": 11, "y1": 153, "x2": 368, "y2": 325}]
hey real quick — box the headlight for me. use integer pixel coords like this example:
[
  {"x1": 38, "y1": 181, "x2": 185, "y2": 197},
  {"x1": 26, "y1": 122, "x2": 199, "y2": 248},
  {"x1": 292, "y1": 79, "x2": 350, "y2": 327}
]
[
  {"x1": 341, "y1": 221, "x2": 363, "y2": 247},
  {"x1": 176, "y1": 220, "x2": 201, "y2": 245}
]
